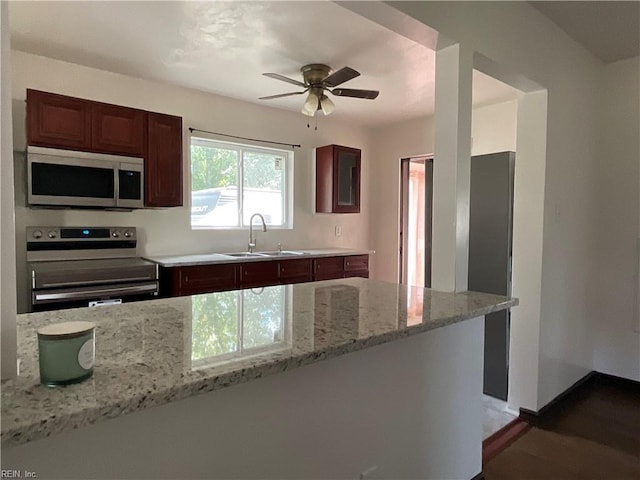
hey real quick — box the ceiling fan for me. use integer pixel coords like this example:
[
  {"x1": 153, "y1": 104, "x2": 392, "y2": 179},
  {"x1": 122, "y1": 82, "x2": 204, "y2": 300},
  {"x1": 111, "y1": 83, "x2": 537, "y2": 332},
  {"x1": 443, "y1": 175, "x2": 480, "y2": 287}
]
[{"x1": 259, "y1": 64, "x2": 379, "y2": 116}]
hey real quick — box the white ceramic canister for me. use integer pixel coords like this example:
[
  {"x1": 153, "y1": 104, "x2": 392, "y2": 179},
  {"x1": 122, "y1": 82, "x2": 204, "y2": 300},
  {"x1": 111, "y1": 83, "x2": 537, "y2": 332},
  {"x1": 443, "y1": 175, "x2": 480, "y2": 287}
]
[{"x1": 37, "y1": 321, "x2": 95, "y2": 386}]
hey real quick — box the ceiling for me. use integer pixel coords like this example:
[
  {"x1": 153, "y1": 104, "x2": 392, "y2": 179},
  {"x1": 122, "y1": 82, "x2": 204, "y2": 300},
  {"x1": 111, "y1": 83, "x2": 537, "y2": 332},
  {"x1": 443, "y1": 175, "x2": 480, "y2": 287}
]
[
  {"x1": 8, "y1": 1, "x2": 518, "y2": 128},
  {"x1": 530, "y1": 1, "x2": 640, "y2": 63}
]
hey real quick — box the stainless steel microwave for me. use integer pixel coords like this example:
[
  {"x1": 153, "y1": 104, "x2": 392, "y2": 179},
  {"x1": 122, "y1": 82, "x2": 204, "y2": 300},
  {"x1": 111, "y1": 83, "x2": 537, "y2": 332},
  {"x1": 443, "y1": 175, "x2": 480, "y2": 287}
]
[{"x1": 27, "y1": 146, "x2": 144, "y2": 209}]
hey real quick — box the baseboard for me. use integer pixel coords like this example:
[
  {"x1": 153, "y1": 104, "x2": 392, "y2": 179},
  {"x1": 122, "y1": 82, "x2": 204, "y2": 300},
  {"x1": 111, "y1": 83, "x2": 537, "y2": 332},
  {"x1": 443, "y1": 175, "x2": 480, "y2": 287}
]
[
  {"x1": 519, "y1": 370, "x2": 640, "y2": 425},
  {"x1": 519, "y1": 371, "x2": 596, "y2": 425},
  {"x1": 482, "y1": 417, "x2": 530, "y2": 465},
  {"x1": 593, "y1": 372, "x2": 640, "y2": 392}
]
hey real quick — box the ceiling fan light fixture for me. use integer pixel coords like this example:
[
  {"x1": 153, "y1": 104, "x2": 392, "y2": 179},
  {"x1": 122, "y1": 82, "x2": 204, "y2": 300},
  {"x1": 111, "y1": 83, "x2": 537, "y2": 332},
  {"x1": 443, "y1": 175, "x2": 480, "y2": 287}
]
[
  {"x1": 302, "y1": 92, "x2": 319, "y2": 116},
  {"x1": 320, "y1": 95, "x2": 334, "y2": 115}
]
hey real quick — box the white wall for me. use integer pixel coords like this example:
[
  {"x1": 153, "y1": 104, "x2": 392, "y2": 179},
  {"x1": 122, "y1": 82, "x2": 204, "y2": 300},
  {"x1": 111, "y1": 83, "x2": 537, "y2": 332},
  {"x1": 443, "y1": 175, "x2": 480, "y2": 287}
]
[
  {"x1": 593, "y1": 56, "x2": 640, "y2": 381},
  {"x1": 11, "y1": 51, "x2": 372, "y2": 313},
  {"x1": 381, "y1": 1, "x2": 602, "y2": 410},
  {"x1": 369, "y1": 100, "x2": 516, "y2": 283},
  {"x1": 1, "y1": 1, "x2": 17, "y2": 379},
  {"x1": 471, "y1": 100, "x2": 517, "y2": 156}
]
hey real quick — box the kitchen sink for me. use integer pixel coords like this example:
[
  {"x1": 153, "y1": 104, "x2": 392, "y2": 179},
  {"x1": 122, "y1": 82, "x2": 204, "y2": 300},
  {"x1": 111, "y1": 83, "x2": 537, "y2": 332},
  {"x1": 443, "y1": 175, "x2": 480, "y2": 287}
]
[
  {"x1": 257, "y1": 250, "x2": 307, "y2": 257},
  {"x1": 223, "y1": 252, "x2": 269, "y2": 258}
]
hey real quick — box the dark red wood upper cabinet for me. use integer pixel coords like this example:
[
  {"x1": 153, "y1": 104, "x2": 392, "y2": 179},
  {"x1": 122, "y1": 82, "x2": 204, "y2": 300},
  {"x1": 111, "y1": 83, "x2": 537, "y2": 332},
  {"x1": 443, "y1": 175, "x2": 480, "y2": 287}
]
[
  {"x1": 315, "y1": 144, "x2": 361, "y2": 214},
  {"x1": 27, "y1": 89, "x2": 92, "y2": 151},
  {"x1": 145, "y1": 112, "x2": 183, "y2": 207},
  {"x1": 91, "y1": 103, "x2": 145, "y2": 156}
]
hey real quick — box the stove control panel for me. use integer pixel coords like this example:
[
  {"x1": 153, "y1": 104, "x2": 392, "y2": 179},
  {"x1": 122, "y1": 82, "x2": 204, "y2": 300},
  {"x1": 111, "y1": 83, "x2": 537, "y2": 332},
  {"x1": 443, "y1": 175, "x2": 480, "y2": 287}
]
[
  {"x1": 26, "y1": 226, "x2": 139, "y2": 262},
  {"x1": 27, "y1": 227, "x2": 137, "y2": 242}
]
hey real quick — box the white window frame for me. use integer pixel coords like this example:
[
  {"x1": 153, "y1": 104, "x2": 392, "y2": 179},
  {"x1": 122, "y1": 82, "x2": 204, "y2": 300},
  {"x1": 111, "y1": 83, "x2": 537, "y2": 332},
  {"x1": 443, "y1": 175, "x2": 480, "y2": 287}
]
[{"x1": 190, "y1": 136, "x2": 294, "y2": 230}]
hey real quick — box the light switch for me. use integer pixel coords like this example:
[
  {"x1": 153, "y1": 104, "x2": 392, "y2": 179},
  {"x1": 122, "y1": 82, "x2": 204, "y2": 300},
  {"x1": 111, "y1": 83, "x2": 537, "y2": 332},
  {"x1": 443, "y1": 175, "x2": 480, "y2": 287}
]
[{"x1": 335, "y1": 226, "x2": 342, "y2": 237}]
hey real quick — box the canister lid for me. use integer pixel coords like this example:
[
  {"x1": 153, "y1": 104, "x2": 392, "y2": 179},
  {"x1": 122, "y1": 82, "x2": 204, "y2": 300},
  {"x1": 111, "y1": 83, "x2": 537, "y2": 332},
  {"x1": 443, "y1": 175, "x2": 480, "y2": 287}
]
[{"x1": 37, "y1": 321, "x2": 95, "y2": 339}]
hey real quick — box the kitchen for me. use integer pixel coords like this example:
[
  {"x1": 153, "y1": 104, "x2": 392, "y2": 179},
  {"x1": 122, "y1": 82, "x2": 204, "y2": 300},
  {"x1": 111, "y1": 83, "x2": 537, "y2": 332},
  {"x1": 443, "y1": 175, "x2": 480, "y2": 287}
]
[{"x1": 2, "y1": 1, "x2": 639, "y2": 479}]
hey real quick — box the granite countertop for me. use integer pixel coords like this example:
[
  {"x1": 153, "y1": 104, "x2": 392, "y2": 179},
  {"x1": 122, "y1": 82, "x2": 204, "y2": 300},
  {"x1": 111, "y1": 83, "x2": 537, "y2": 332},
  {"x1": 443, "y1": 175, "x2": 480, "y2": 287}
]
[
  {"x1": 144, "y1": 248, "x2": 374, "y2": 267},
  {"x1": 1, "y1": 278, "x2": 517, "y2": 447}
]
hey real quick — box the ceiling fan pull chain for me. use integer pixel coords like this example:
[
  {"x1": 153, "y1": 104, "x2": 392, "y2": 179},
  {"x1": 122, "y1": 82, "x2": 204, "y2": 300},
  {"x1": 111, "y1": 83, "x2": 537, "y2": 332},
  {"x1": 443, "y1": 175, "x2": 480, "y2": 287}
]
[{"x1": 315, "y1": 115, "x2": 318, "y2": 131}]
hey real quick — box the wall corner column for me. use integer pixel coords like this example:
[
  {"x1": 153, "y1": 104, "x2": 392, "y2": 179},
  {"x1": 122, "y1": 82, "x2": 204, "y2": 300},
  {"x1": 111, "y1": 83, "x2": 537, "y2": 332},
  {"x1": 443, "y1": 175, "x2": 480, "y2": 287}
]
[
  {"x1": 431, "y1": 43, "x2": 473, "y2": 292},
  {"x1": 1, "y1": 0, "x2": 18, "y2": 380}
]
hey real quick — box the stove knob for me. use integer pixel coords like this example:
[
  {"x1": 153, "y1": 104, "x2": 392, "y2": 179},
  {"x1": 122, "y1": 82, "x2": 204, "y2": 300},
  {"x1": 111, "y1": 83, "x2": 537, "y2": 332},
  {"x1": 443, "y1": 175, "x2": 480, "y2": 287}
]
[
  {"x1": 124, "y1": 230, "x2": 133, "y2": 238},
  {"x1": 32, "y1": 230, "x2": 43, "y2": 239},
  {"x1": 47, "y1": 230, "x2": 57, "y2": 239},
  {"x1": 112, "y1": 231, "x2": 121, "y2": 238}
]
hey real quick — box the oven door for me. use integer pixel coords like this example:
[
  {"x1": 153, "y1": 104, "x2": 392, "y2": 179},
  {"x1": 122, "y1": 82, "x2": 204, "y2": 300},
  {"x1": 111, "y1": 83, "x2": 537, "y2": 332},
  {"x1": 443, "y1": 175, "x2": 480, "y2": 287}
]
[
  {"x1": 117, "y1": 161, "x2": 144, "y2": 209},
  {"x1": 32, "y1": 281, "x2": 159, "y2": 306}
]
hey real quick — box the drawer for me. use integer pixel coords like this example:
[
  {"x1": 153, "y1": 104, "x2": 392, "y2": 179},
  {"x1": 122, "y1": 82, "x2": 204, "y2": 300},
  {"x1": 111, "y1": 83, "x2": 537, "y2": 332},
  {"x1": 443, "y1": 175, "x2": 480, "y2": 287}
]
[
  {"x1": 313, "y1": 256, "x2": 344, "y2": 276},
  {"x1": 344, "y1": 255, "x2": 369, "y2": 272},
  {"x1": 279, "y1": 258, "x2": 312, "y2": 281}
]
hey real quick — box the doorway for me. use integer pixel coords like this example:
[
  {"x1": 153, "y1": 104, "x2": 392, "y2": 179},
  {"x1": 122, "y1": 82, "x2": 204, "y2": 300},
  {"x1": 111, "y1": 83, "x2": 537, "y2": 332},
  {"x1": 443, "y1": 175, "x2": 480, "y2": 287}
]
[{"x1": 399, "y1": 156, "x2": 433, "y2": 289}]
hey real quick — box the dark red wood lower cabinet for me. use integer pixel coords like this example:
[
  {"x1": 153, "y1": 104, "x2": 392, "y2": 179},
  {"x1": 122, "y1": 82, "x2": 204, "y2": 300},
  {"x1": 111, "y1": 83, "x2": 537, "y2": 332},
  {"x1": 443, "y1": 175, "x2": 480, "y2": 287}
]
[
  {"x1": 161, "y1": 264, "x2": 238, "y2": 296},
  {"x1": 160, "y1": 255, "x2": 369, "y2": 297},
  {"x1": 279, "y1": 259, "x2": 312, "y2": 284},
  {"x1": 240, "y1": 261, "x2": 280, "y2": 288}
]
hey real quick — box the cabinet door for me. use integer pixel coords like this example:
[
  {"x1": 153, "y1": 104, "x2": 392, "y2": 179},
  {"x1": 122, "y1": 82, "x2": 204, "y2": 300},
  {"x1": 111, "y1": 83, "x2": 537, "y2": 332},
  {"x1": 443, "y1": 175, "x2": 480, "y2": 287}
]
[
  {"x1": 92, "y1": 103, "x2": 145, "y2": 156},
  {"x1": 279, "y1": 259, "x2": 312, "y2": 284},
  {"x1": 344, "y1": 255, "x2": 368, "y2": 272},
  {"x1": 313, "y1": 256, "x2": 345, "y2": 280},
  {"x1": 333, "y1": 146, "x2": 361, "y2": 213},
  {"x1": 27, "y1": 89, "x2": 92, "y2": 151},
  {"x1": 146, "y1": 112, "x2": 183, "y2": 207},
  {"x1": 166, "y1": 264, "x2": 238, "y2": 296},
  {"x1": 315, "y1": 144, "x2": 361, "y2": 213},
  {"x1": 240, "y1": 261, "x2": 280, "y2": 288}
]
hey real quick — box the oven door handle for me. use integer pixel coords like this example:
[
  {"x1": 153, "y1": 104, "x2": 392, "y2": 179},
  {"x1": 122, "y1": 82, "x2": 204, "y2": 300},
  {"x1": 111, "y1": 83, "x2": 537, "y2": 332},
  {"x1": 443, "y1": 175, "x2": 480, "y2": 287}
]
[
  {"x1": 33, "y1": 283, "x2": 158, "y2": 304},
  {"x1": 41, "y1": 277, "x2": 155, "y2": 289}
]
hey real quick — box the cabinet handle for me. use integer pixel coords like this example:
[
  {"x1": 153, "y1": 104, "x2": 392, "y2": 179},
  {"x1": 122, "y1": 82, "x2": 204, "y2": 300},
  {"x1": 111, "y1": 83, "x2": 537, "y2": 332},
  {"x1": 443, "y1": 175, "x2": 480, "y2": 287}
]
[{"x1": 346, "y1": 262, "x2": 350, "y2": 266}]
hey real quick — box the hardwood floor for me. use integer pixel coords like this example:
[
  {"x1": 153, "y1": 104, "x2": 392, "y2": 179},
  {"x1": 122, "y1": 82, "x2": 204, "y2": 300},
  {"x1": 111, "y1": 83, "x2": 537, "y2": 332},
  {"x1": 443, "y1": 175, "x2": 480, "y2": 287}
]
[{"x1": 484, "y1": 381, "x2": 640, "y2": 479}]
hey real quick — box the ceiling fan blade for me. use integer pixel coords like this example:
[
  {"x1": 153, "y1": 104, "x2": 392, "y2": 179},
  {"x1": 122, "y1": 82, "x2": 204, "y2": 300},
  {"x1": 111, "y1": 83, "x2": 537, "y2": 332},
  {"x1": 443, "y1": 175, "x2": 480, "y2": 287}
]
[
  {"x1": 263, "y1": 72, "x2": 306, "y2": 88},
  {"x1": 331, "y1": 88, "x2": 379, "y2": 100},
  {"x1": 259, "y1": 90, "x2": 307, "y2": 100},
  {"x1": 322, "y1": 67, "x2": 360, "y2": 87}
]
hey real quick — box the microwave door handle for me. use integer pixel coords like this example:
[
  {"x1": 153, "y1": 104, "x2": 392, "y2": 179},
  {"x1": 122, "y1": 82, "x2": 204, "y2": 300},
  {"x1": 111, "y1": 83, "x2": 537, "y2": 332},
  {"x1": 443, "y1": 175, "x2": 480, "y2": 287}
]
[{"x1": 113, "y1": 166, "x2": 119, "y2": 205}]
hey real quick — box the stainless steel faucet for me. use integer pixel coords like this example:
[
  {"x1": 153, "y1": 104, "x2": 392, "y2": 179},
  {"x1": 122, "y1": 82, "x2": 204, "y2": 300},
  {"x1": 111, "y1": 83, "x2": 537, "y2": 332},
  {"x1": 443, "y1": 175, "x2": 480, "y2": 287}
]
[{"x1": 248, "y1": 213, "x2": 267, "y2": 253}]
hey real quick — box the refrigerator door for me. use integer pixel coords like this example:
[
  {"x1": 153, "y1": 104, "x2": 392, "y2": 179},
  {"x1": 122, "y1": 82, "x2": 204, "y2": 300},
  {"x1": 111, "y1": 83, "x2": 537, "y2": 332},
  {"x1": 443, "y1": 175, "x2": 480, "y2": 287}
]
[{"x1": 469, "y1": 151, "x2": 515, "y2": 400}]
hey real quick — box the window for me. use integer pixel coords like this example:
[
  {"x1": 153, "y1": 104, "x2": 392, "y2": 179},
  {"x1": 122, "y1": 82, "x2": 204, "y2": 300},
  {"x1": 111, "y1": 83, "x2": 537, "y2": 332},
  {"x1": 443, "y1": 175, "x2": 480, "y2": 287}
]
[{"x1": 190, "y1": 137, "x2": 292, "y2": 228}]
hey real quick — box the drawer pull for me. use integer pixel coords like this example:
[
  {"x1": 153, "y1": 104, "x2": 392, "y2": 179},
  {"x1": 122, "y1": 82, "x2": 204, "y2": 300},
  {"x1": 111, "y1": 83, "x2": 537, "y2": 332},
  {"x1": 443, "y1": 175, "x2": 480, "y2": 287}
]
[{"x1": 346, "y1": 262, "x2": 350, "y2": 266}]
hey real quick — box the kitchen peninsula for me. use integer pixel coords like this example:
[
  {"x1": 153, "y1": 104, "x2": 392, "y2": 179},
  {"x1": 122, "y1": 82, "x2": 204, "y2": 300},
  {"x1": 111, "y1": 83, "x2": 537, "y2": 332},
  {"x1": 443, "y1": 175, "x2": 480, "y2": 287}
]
[{"x1": 1, "y1": 278, "x2": 516, "y2": 479}]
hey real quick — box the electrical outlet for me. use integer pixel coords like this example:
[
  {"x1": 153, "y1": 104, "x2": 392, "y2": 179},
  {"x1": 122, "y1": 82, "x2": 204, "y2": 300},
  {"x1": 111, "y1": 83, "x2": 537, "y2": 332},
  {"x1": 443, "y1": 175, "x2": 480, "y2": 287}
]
[{"x1": 335, "y1": 226, "x2": 342, "y2": 237}]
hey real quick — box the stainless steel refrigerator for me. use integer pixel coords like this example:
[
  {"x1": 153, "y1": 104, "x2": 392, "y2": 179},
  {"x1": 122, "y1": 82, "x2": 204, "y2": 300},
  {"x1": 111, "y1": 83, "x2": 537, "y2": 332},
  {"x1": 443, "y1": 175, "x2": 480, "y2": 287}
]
[{"x1": 468, "y1": 151, "x2": 515, "y2": 401}]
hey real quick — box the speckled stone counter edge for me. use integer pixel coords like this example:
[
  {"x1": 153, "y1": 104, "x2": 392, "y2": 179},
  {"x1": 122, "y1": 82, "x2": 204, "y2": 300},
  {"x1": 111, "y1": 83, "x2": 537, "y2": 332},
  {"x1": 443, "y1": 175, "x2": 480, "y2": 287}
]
[{"x1": 2, "y1": 294, "x2": 516, "y2": 447}]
